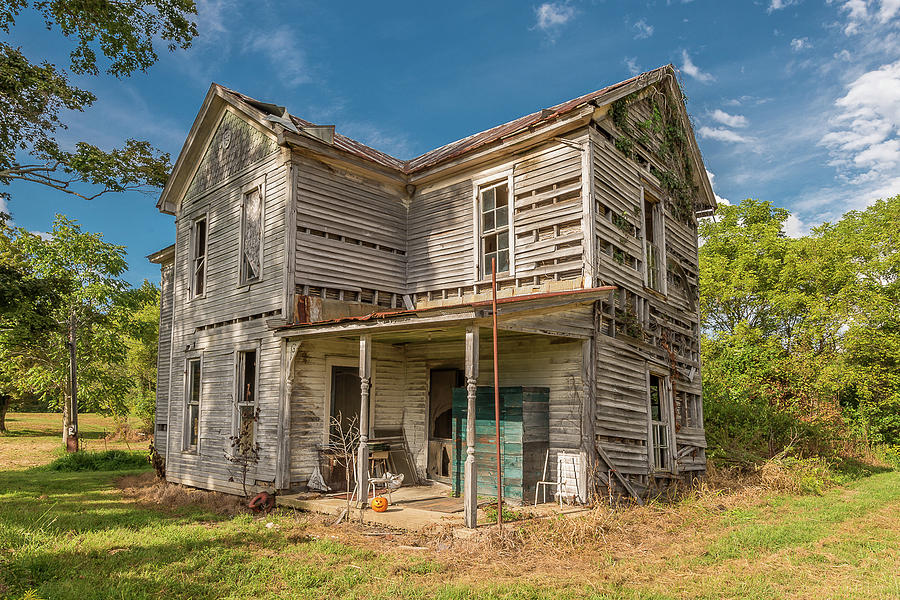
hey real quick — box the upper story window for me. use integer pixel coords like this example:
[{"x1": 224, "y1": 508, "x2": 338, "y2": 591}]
[
  {"x1": 184, "y1": 358, "x2": 201, "y2": 452},
  {"x1": 190, "y1": 217, "x2": 207, "y2": 298},
  {"x1": 480, "y1": 181, "x2": 510, "y2": 279},
  {"x1": 240, "y1": 184, "x2": 263, "y2": 285},
  {"x1": 643, "y1": 189, "x2": 666, "y2": 294}
]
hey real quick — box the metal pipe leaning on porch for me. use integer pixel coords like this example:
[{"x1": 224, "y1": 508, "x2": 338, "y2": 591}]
[{"x1": 491, "y1": 257, "x2": 503, "y2": 531}]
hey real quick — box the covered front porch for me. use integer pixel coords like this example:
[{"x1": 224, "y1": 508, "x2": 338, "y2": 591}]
[{"x1": 273, "y1": 287, "x2": 614, "y2": 528}]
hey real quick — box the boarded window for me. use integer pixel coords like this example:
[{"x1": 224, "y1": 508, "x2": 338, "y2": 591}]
[
  {"x1": 191, "y1": 217, "x2": 207, "y2": 297},
  {"x1": 480, "y1": 182, "x2": 510, "y2": 278},
  {"x1": 235, "y1": 349, "x2": 257, "y2": 455},
  {"x1": 241, "y1": 186, "x2": 262, "y2": 284},
  {"x1": 185, "y1": 358, "x2": 201, "y2": 451}
]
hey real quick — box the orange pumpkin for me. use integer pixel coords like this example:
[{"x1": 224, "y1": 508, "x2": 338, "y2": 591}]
[{"x1": 371, "y1": 496, "x2": 388, "y2": 512}]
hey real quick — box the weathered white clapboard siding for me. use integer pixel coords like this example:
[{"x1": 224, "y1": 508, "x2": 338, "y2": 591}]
[
  {"x1": 288, "y1": 338, "x2": 410, "y2": 484},
  {"x1": 165, "y1": 112, "x2": 288, "y2": 492},
  {"x1": 594, "y1": 335, "x2": 655, "y2": 476},
  {"x1": 590, "y1": 127, "x2": 645, "y2": 292},
  {"x1": 165, "y1": 318, "x2": 282, "y2": 494},
  {"x1": 154, "y1": 260, "x2": 175, "y2": 456},
  {"x1": 294, "y1": 155, "x2": 408, "y2": 295},
  {"x1": 406, "y1": 180, "x2": 474, "y2": 293},
  {"x1": 177, "y1": 153, "x2": 288, "y2": 326},
  {"x1": 513, "y1": 140, "x2": 585, "y2": 280}
]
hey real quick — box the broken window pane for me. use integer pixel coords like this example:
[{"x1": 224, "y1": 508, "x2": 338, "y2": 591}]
[{"x1": 241, "y1": 187, "x2": 262, "y2": 283}]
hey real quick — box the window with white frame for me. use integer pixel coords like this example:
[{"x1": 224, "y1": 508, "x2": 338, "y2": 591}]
[
  {"x1": 642, "y1": 189, "x2": 665, "y2": 293},
  {"x1": 479, "y1": 181, "x2": 510, "y2": 278},
  {"x1": 184, "y1": 358, "x2": 201, "y2": 452},
  {"x1": 190, "y1": 216, "x2": 207, "y2": 298},
  {"x1": 648, "y1": 372, "x2": 672, "y2": 471},
  {"x1": 240, "y1": 185, "x2": 262, "y2": 284},
  {"x1": 234, "y1": 349, "x2": 258, "y2": 455}
]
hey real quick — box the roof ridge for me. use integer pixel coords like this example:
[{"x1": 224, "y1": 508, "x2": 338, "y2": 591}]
[{"x1": 221, "y1": 64, "x2": 673, "y2": 174}]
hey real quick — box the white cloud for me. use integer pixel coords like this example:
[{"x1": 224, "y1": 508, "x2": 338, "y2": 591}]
[
  {"x1": 246, "y1": 27, "x2": 310, "y2": 87},
  {"x1": 783, "y1": 214, "x2": 805, "y2": 237},
  {"x1": 624, "y1": 56, "x2": 641, "y2": 76},
  {"x1": 820, "y1": 60, "x2": 900, "y2": 183},
  {"x1": 790, "y1": 37, "x2": 811, "y2": 51},
  {"x1": 724, "y1": 95, "x2": 772, "y2": 106},
  {"x1": 836, "y1": 0, "x2": 900, "y2": 34},
  {"x1": 0, "y1": 194, "x2": 8, "y2": 217},
  {"x1": 698, "y1": 126, "x2": 753, "y2": 144},
  {"x1": 633, "y1": 19, "x2": 654, "y2": 40},
  {"x1": 710, "y1": 109, "x2": 748, "y2": 128},
  {"x1": 534, "y1": 2, "x2": 576, "y2": 36},
  {"x1": 680, "y1": 50, "x2": 715, "y2": 83},
  {"x1": 878, "y1": 0, "x2": 900, "y2": 22},
  {"x1": 768, "y1": 0, "x2": 800, "y2": 13},
  {"x1": 705, "y1": 169, "x2": 731, "y2": 205}
]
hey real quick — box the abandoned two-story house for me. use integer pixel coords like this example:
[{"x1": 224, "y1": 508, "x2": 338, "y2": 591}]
[{"x1": 150, "y1": 64, "x2": 715, "y2": 526}]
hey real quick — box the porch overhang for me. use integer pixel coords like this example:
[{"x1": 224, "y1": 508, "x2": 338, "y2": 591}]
[{"x1": 271, "y1": 286, "x2": 616, "y2": 340}]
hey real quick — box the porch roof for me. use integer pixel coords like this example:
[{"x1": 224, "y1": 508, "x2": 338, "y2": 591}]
[{"x1": 273, "y1": 286, "x2": 616, "y2": 340}]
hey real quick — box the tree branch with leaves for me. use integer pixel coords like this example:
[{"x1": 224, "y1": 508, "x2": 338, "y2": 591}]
[{"x1": 0, "y1": 1, "x2": 196, "y2": 204}]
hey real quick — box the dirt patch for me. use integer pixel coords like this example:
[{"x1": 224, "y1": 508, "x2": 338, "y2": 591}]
[{"x1": 115, "y1": 472, "x2": 247, "y2": 516}]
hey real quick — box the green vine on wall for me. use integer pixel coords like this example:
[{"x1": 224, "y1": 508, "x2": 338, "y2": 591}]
[{"x1": 609, "y1": 85, "x2": 698, "y2": 225}]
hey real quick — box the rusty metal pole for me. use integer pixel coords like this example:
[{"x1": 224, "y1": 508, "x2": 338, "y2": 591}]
[{"x1": 491, "y1": 258, "x2": 502, "y2": 532}]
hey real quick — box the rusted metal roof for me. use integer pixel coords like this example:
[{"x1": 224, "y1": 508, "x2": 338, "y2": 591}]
[
  {"x1": 276, "y1": 286, "x2": 617, "y2": 333},
  {"x1": 223, "y1": 65, "x2": 673, "y2": 175}
]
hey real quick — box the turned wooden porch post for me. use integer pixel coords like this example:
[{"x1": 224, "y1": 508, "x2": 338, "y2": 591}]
[
  {"x1": 357, "y1": 334, "x2": 372, "y2": 507},
  {"x1": 464, "y1": 326, "x2": 480, "y2": 528}
]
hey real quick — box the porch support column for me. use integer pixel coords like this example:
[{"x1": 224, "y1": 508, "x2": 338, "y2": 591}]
[
  {"x1": 464, "y1": 326, "x2": 480, "y2": 528},
  {"x1": 357, "y1": 334, "x2": 372, "y2": 507},
  {"x1": 275, "y1": 339, "x2": 301, "y2": 490}
]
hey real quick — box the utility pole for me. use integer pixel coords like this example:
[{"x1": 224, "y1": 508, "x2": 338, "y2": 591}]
[{"x1": 65, "y1": 309, "x2": 78, "y2": 453}]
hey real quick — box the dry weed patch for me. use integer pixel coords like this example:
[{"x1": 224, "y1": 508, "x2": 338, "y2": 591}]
[{"x1": 115, "y1": 472, "x2": 246, "y2": 516}]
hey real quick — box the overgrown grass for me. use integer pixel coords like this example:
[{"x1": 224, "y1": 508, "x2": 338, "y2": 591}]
[
  {"x1": 2, "y1": 415, "x2": 900, "y2": 599},
  {"x1": 43, "y1": 450, "x2": 148, "y2": 472}
]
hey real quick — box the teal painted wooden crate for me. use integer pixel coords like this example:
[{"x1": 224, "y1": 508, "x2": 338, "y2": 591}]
[{"x1": 450, "y1": 386, "x2": 549, "y2": 503}]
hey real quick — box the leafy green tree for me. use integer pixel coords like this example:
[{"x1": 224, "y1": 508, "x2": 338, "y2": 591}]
[
  {"x1": 0, "y1": 213, "x2": 67, "y2": 431},
  {"x1": 2, "y1": 215, "x2": 132, "y2": 449},
  {"x1": 0, "y1": 1, "x2": 196, "y2": 203},
  {"x1": 119, "y1": 280, "x2": 160, "y2": 432},
  {"x1": 699, "y1": 195, "x2": 900, "y2": 464}
]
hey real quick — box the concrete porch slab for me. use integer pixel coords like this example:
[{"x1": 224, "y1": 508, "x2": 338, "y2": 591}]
[
  {"x1": 277, "y1": 483, "x2": 465, "y2": 531},
  {"x1": 277, "y1": 482, "x2": 594, "y2": 531}
]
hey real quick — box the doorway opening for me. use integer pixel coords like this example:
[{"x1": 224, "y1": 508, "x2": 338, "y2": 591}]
[{"x1": 427, "y1": 368, "x2": 463, "y2": 482}]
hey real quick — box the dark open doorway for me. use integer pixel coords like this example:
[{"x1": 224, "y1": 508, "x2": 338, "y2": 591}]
[
  {"x1": 427, "y1": 368, "x2": 463, "y2": 482},
  {"x1": 330, "y1": 365, "x2": 360, "y2": 438},
  {"x1": 327, "y1": 365, "x2": 360, "y2": 491}
]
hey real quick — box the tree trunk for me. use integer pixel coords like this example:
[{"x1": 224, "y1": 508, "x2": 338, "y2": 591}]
[
  {"x1": 0, "y1": 394, "x2": 9, "y2": 433},
  {"x1": 64, "y1": 310, "x2": 79, "y2": 452}
]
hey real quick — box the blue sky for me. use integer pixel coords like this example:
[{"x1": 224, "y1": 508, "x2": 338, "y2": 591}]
[{"x1": 3, "y1": 0, "x2": 899, "y2": 286}]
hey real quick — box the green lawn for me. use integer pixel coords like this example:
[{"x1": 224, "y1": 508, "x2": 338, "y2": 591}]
[
  {"x1": 0, "y1": 412, "x2": 145, "y2": 470},
  {"x1": 1, "y1": 417, "x2": 899, "y2": 599}
]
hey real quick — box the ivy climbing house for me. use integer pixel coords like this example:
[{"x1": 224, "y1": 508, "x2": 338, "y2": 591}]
[{"x1": 149, "y1": 64, "x2": 715, "y2": 525}]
